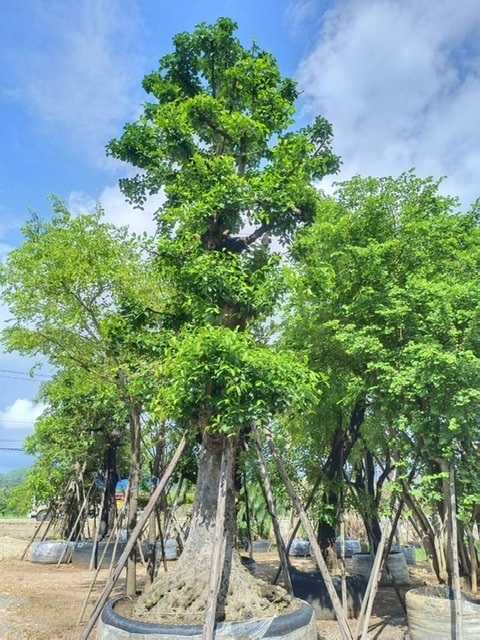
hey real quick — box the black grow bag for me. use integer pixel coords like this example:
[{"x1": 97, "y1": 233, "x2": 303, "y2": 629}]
[
  {"x1": 72, "y1": 540, "x2": 127, "y2": 568},
  {"x1": 289, "y1": 567, "x2": 368, "y2": 619}
]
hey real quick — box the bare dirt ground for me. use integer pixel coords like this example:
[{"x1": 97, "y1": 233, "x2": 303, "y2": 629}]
[{"x1": 0, "y1": 519, "x2": 434, "y2": 639}]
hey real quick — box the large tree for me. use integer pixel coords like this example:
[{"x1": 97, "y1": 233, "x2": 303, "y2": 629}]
[
  {"x1": 283, "y1": 172, "x2": 480, "y2": 578},
  {"x1": 107, "y1": 18, "x2": 339, "y2": 621}
]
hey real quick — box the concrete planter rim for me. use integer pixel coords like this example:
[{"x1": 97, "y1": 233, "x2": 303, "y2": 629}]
[{"x1": 101, "y1": 595, "x2": 315, "y2": 637}]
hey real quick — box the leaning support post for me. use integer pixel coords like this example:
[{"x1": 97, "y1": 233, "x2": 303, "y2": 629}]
[
  {"x1": 354, "y1": 496, "x2": 403, "y2": 640},
  {"x1": 77, "y1": 506, "x2": 126, "y2": 625},
  {"x1": 79, "y1": 433, "x2": 187, "y2": 640},
  {"x1": 262, "y1": 426, "x2": 354, "y2": 640},
  {"x1": 19, "y1": 514, "x2": 54, "y2": 561},
  {"x1": 251, "y1": 422, "x2": 293, "y2": 595},
  {"x1": 57, "y1": 480, "x2": 96, "y2": 567},
  {"x1": 202, "y1": 436, "x2": 234, "y2": 640},
  {"x1": 450, "y1": 463, "x2": 464, "y2": 640},
  {"x1": 272, "y1": 472, "x2": 322, "y2": 585}
]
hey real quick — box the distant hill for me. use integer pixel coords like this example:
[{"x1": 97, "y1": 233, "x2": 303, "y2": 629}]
[{"x1": 0, "y1": 467, "x2": 28, "y2": 488}]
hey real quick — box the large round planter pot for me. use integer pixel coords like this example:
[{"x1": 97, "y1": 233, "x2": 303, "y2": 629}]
[
  {"x1": 141, "y1": 538, "x2": 178, "y2": 561},
  {"x1": 97, "y1": 596, "x2": 316, "y2": 640},
  {"x1": 352, "y1": 551, "x2": 410, "y2": 585},
  {"x1": 335, "y1": 539, "x2": 362, "y2": 558},
  {"x1": 406, "y1": 586, "x2": 480, "y2": 640},
  {"x1": 289, "y1": 567, "x2": 368, "y2": 620},
  {"x1": 391, "y1": 544, "x2": 416, "y2": 566},
  {"x1": 251, "y1": 539, "x2": 271, "y2": 553},
  {"x1": 31, "y1": 540, "x2": 73, "y2": 564},
  {"x1": 72, "y1": 540, "x2": 127, "y2": 568},
  {"x1": 289, "y1": 539, "x2": 310, "y2": 557}
]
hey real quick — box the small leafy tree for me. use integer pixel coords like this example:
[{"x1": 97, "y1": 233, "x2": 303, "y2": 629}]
[
  {"x1": 107, "y1": 17, "x2": 339, "y2": 620},
  {"x1": 0, "y1": 200, "x2": 165, "y2": 591}
]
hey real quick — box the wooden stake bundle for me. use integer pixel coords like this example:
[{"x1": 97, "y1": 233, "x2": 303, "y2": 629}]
[
  {"x1": 450, "y1": 463, "x2": 463, "y2": 640},
  {"x1": 79, "y1": 433, "x2": 187, "y2": 640},
  {"x1": 251, "y1": 421, "x2": 293, "y2": 595},
  {"x1": 262, "y1": 425, "x2": 354, "y2": 640}
]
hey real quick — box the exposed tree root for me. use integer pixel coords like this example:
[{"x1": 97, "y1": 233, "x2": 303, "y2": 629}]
[{"x1": 134, "y1": 552, "x2": 295, "y2": 624}]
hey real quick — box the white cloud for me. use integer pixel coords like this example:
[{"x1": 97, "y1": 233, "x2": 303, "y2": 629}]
[
  {"x1": 0, "y1": 399, "x2": 45, "y2": 429},
  {"x1": 67, "y1": 183, "x2": 164, "y2": 237},
  {"x1": 296, "y1": 0, "x2": 480, "y2": 207},
  {"x1": 4, "y1": 0, "x2": 144, "y2": 160}
]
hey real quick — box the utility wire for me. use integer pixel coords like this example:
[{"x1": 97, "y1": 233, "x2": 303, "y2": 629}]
[{"x1": 0, "y1": 368, "x2": 51, "y2": 380}]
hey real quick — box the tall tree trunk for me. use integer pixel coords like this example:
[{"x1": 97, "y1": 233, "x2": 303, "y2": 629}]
[
  {"x1": 134, "y1": 430, "x2": 290, "y2": 624},
  {"x1": 136, "y1": 431, "x2": 238, "y2": 616},
  {"x1": 317, "y1": 398, "x2": 365, "y2": 568},
  {"x1": 100, "y1": 436, "x2": 120, "y2": 538}
]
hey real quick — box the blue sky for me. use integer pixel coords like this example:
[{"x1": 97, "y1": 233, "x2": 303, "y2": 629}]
[{"x1": 1, "y1": 0, "x2": 480, "y2": 473}]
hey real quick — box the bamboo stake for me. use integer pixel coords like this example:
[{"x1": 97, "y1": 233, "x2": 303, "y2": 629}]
[
  {"x1": 354, "y1": 497, "x2": 404, "y2": 640},
  {"x1": 243, "y1": 471, "x2": 253, "y2": 559},
  {"x1": 90, "y1": 472, "x2": 108, "y2": 570},
  {"x1": 467, "y1": 526, "x2": 478, "y2": 595},
  {"x1": 79, "y1": 433, "x2": 187, "y2": 640},
  {"x1": 340, "y1": 516, "x2": 347, "y2": 617},
  {"x1": 202, "y1": 437, "x2": 233, "y2": 640},
  {"x1": 272, "y1": 472, "x2": 322, "y2": 584},
  {"x1": 450, "y1": 463, "x2": 463, "y2": 640},
  {"x1": 263, "y1": 426, "x2": 353, "y2": 640},
  {"x1": 19, "y1": 514, "x2": 53, "y2": 560},
  {"x1": 251, "y1": 422, "x2": 293, "y2": 595},
  {"x1": 56, "y1": 481, "x2": 95, "y2": 567},
  {"x1": 77, "y1": 510, "x2": 125, "y2": 625}
]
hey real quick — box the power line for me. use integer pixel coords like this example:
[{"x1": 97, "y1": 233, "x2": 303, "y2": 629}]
[
  {"x1": 0, "y1": 368, "x2": 51, "y2": 380},
  {"x1": 0, "y1": 375, "x2": 45, "y2": 382}
]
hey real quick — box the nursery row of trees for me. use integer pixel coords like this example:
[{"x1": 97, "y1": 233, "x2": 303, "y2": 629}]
[{"x1": 1, "y1": 17, "x2": 479, "y2": 618}]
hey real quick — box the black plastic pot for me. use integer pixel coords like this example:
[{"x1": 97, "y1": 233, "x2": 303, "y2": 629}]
[
  {"x1": 352, "y1": 551, "x2": 410, "y2": 585},
  {"x1": 289, "y1": 567, "x2": 368, "y2": 620},
  {"x1": 288, "y1": 539, "x2": 310, "y2": 557},
  {"x1": 97, "y1": 596, "x2": 316, "y2": 639},
  {"x1": 31, "y1": 540, "x2": 73, "y2": 564},
  {"x1": 72, "y1": 540, "x2": 127, "y2": 569},
  {"x1": 251, "y1": 539, "x2": 271, "y2": 553},
  {"x1": 335, "y1": 539, "x2": 362, "y2": 558}
]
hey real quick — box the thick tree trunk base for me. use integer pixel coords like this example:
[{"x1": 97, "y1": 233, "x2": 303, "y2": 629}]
[{"x1": 134, "y1": 551, "x2": 294, "y2": 624}]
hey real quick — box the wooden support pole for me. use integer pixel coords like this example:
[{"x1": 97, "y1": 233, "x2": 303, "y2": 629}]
[
  {"x1": 340, "y1": 516, "x2": 347, "y2": 617},
  {"x1": 79, "y1": 433, "x2": 187, "y2": 640},
  {"x1": 262, "y1": 426, "x2": 354, "y2": 640},
  {"x1": 354, "y1": 497, "x2": 404, "y2": 640},
  {"x1": 450, "y1": 463, "x2": 463, "y2": 640},
  {"x1": 251, "y1": 422, "x2": 293, "y2": 595},
  {"x1": 77, "y1": 509, "x2": 126, "y2": 625},
  {"x1": 19, "y1": 514, "x2": 54, "y2": 561},
  {"x1": 57, "y1": 482, "x2": 94, "y2": 567},
  {"x1": 243, "y1": 471, "x2": 254, "y2": 559},
  {"x1": 90, "y1": 472, "x2": 108, "y2": 570},
  {"x1": 272, "y1": 473, "x2": 322, "y2": 585},
  {"x1": 202, "y1": 436, "x2": 233, "y2": 640},
  {"x1": 467, "y1": 526, "x2": 478, "y2": 595}
]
